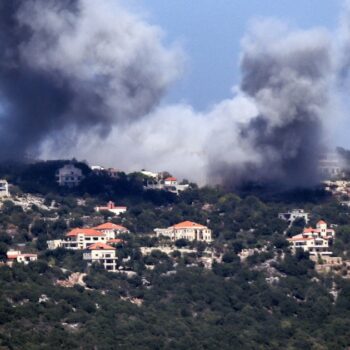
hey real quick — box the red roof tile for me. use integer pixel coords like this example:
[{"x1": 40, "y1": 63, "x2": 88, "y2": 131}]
[
  {"x1": 66, "y1": 228, "x2": 104, "y2": 237},
  {"x1": 94, "y1": 223, "x2": 128, "y2": 231},
  {"x1": 87, "y1": 242, "x2": 116, "y2": 250},
  {"x1": 172, "y1": 221, "x2": 207, "y2": 229}
]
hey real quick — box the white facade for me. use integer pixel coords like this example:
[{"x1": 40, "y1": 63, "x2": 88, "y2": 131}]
[
  {"x1": 61, "y1": 228, "x2": 107, "y2": 250},
  {"x1": 278, "y1": 209, "x2": 309, "y2": 224},
  {"x1": 288, "y1": 221, "x2": 335, "y2": 257},
  {"x1": 95, "y1": 201, "x2": 127, "y2": 216},
  {"x1": 7, "y1": 250, "x2": 38, "y2": 265},
  {"x1": 0, "y1": 180, "x2": 9, "y2": 198},
  {"x1": 93, "y1": 223, "x2": 129, "y2": 240},
  {"x1": 83, "y1": 243, "x2": 118, "y2": 272},
  {"x1": 56, "y1": 164, "x2": 84, "y2": 187},
  {"x1": 155, "y1": 221, "x2": 212, "y2": 242}
]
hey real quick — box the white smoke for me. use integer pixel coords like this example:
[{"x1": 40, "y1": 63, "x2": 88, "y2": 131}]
[{"x1": 39, "y1": 2, "x2": 350, "y2": 186}]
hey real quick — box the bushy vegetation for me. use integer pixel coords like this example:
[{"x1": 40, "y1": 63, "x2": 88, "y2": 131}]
[{"x1": 0, "y1": 161, "x2": 350, "y2": 349}]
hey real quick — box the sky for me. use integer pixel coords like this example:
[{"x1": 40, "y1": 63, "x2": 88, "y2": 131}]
[{"x1": 134, "y1": 0, "x2": 342, "y2": 110}]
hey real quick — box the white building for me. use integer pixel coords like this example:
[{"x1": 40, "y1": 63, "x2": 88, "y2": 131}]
[
  {"x1": 95, "y1": 201, "x2": 127, "y2": 216},
  {"x1": 7, "y1": 250, "x2": 38, "y2": 265},
  {"x1": 278, "y1": 209, "x2": 309, "y2": 224},
  {"x1": 60, "y1": 228, "x2": 107, "y2": 250},
  {"x1": 155, "y1": 221, "x2": 212, "y2": 242},
  {"x1": 145, "y1": 176, "x2": 189, "y2": 194},
  {"x1": 56, "y1": 164, "x2": 84, "y2": 187},
  {"x1": 288, "y1": 220, "x2": 335, "y2": 257},
  {"x1": 0, "y1": 180, "x2": 9, "y2": 198},
  {"x1": 93, "y1": 222, "x2": 129, "y2": 240},
  {"x1": 47, "y1": 224, "x2": 127, "y2": 250},
  {"x1": 83, "y1": 242, "x2": 118, "y2": 272}
]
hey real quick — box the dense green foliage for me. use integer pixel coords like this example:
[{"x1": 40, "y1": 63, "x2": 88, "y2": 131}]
[{"x1": 0, "y1": 161, "x2": 350, "y2": 349}]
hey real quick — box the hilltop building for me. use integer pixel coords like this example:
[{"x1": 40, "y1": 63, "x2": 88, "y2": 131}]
[
  {"x1": 56, "y1": 164, "x2": 84, "y2": 187},
  {"x1": 278, "y1": 209, "x2": 309, "y2": 224},
  {"x1": 47, "y1": 223, "x2": 128, "y2": 250},
  {"x1": 7, "y1": 250, "x2": 37, "y2": 265},
  {"x1": 95, "y1": 201, "x2": 127, "y2": 216},
  {"x1": 0, "y1": 180, "x2": 9, "y2": 198},
  {"x1": 319, "y1": 154, "x2": 344, "y2": 179},
  {"x1": 288, "y1": 220, "x2": 335, "y2": 257},
  {"x1": 144, "y1": 176, "x2": 189, "y2": 194},
  {"x1": 83, "y1": 243, "x2": 118, "y2": 272},
  {"x1": 155, "y1": 221, "x2": 212, "y2": 242}
]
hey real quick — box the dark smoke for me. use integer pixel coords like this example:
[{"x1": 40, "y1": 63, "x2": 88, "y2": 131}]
[
  {"x1": 209, "y1": 22, "x2": 331, "y2": 189},
  {"x1": 0, "y1": 0, "x2": 180, "y2": 160}
]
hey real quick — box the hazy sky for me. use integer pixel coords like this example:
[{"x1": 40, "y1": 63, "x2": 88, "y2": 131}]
[{"x1": 135, "y1": 0, "x2": 342, "y2": 110}]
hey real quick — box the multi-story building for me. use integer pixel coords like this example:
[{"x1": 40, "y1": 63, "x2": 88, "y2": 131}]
[
  {"x1": 47, "y1": 223, "x2": 127, "y2": 250},
  {"x1": 155, "y1": 221, "x2": 212, "y2": 242},
  {"x1": 93, "y1": 222, "x2": 129, "y2": 240},
  {"x1": 0, "y1": 179, "x2": 9, "y2": 198},
  {"x1": 95, "y1": 201, "x2": 127, "y2": 216},
  {"x1": 288, "y1": 220, "x2": 335, "y2": 257},
  {"x1": 60, "y1": 228, "x2": 107, "y2": 250},
  {"x1": 7, "y1": 250, "x2": 38, "y2": 265},
  {"x1": 278, "y1": 209, "x2": 309, "y2": 224},
  {"x1": 56, "y1": 164, "x2": 84, "y2": 187},
  {"x1": 83, "y1": 242, "x2": 118, "y2": 272}
]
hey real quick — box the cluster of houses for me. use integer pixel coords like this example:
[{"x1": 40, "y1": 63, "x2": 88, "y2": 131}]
[
  {"x1": 141, "y1": 171, "x2": 189, "y2": 194},
  {"x1": 287, "y1": 220, "x2": 335, "y2": 257}
]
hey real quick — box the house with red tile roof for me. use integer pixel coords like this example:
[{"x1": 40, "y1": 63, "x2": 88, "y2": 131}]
[
  {"x1": 155, "y1": 221, "x2": 212, "y2": 242},
  {"x1": 288, "y1": 220, "x2": 335, "y2": 257},
  {"x1": 83, "y1": 242, "x2": 118, "y2": 272},
  {"x1": 93, "y1": 222, "x2": 129, "y2": 239},
  {"x1": 95, "y1": 201, "x2": 127, "y2": 216},
  {"x1": 6, "y1": 250, "x2": 38, "y2": 265}
]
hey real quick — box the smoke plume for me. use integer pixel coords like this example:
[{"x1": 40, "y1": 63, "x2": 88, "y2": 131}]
[
  {"x1": 3, "y1": 0, "x2": 350, "y2": 188},
  {"x1": 0, "y1": 0, "x2": 181, "y2": 160}
]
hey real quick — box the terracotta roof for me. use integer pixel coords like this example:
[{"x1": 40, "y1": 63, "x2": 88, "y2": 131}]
[
  {"x1": 165, "y1": 177, "x2": 177, "y2": 181},
  {"x1": 288, "y1": 235, "x2": 314, "y2": 241},
  {"x1": 317, "y1": 220, "x2": 327, "y2": 225},
  {"x1": 107, "y1": 239, "x2": 124, "y2": 244},
  {"x1": 172, "y1": 221, "x2": 207, "y2": 229},
  {"x1": 94, "y1": 223, "x2": 128, "y2": 231},
  {"x1": 66, "y1": 228, "x2": 104, "y2": 237},
  {"x1": 87, "y1": 242, "x2": 115, "y2": 250}
]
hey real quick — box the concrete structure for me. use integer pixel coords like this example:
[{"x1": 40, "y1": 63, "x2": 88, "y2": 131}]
[
  {"x1": 7, "y1": 250, "x2": 38, "y2": 265},
  {"x1": 47, "y1": 223, "x2": 127, "y2": 250},
  {"x1": 288, "y1": 220, "x2": 335, "y2": 257},
  {"x1": 144, "y1": 177, "x2": 189, "y2": 194},
  {"x1": 56, "y1": 164, "x2": 84, "y2": 187},
  {"x1": 83, "y1": 242, "x2": 118, "y2": 272},
  {"x1": 155, "y1": 221, "x2": 212, "y2": 242},
  {"x1": 278, "y1": 209, "x2": 309, "y2": 224},
  {"x1": 95, "y1": 201, "x2": 127, "y2": 216},
  {"x1": 60, "y1": 228, "x2": 107, "y2": 250},
  {"x1": 93, "y1": 222, "x2": 129, "y2": 239},
  {"x1": 0, "y1": 180, "x2": 9, "y2": 198}
]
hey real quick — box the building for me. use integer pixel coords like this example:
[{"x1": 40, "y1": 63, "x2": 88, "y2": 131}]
[
  {"x1": 288, "y1": 220, "x2": 335, "y2": 257},
  {"x1": 56, "y1": 164, "x2": 84, "y2": 187},
  {"x1": 0, "y1": 180, "x2": 9, "y2": 198},
  {"x1": 95, "y1": 201, "x2": 127, "y2": 216},
  {"x1": 93, "y1": 222, "x2": 129, "y2": 240},
  {"x1": 7, "y1": 250, "x2": 38, "y2": 265},
  {"x1": 47, "y1": 223, "x2": 127, "y2": 250},
  {"x1": 60, "y1": 228, "x2": 107, "y2": 250},
  {"x1": 155, "y1": 221, "x2": 212, "y2": 242},
  {"x1": 83, "y1": 242, "x2": 118, "y2": 272},
  {"x1": 278, "y1": 209, "x2": 309, "y2": 224},
  {"x1": 164, "y1": 177, "x2": 178, "y2": 186}
]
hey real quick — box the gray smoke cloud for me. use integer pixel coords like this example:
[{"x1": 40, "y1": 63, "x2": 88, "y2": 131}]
[
  {"x1": 54, "y1": 20, "x2": 335, "y2": 189},
  {"x1": 4, "y1": 0, "x2": 350, "y2": 188},
  {"x1": 0, "y1": 0, "x2": 181, "y2": 160},
  {"x1": 209, "y1": 21, "x2": 332, "y2": 188}
]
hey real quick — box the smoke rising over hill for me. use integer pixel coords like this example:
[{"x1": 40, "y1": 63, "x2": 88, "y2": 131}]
[
  {"x1": 0, "y1": 0, "x2": 181, "y2": 160},
  {"x1": 1, "y1": 1, "x2": 350, "y2": 188}
]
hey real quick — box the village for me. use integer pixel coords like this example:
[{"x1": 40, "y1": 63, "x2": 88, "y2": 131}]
[{"x1": 1, "y1": 157, "x2": 350, "y2": 282}]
